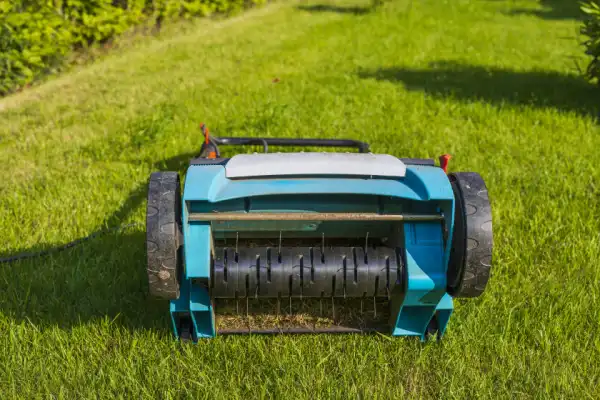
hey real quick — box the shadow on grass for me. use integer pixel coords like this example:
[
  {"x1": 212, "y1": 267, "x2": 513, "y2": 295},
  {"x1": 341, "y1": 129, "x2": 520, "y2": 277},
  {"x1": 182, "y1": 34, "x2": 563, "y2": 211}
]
[
  {"x1": 296, "y1": 4, "x2": 372, "y2": 15},
  {"x1": 0, "y1": 230, "x2": 171, "y2": 331},
  {"x1": 0, "y1": 150, "x2": 200, "y2": 334},
  {"x1": 358, "y1": 61, "x2": 599, "y2": 118},
  {"x1": 504, "y1": 0, "x2": 584, "y2": 20}
]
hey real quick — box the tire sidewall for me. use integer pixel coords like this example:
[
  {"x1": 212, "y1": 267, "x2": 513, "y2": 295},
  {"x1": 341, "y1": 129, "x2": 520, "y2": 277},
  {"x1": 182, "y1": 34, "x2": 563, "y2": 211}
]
[{"x1": 146, "y1": 172, "x2": 183, "y2": 300}]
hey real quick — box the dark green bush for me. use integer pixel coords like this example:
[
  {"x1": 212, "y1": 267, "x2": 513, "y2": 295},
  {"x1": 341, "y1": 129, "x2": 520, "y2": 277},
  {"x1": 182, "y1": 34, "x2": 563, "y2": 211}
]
[
  {"x1": 0, "y1": 1, "x2": 72, "y2": 95},
  {"x1": 581, "y1": 1, "x2": 600, "y2": 84},
  {"x1": 59, "y1": 0, "x2": 135, "y2": 46},
  {"x1": 0, "y1": 0, "x2": 268, "y2": 96}
]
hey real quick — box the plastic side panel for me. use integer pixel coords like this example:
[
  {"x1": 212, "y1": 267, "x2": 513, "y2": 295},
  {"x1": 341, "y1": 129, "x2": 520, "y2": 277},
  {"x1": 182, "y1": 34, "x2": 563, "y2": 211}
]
[
  {"x1": 392, "y1": 222, "x2": 452, "y2": 340},
  {"x1": 170, "y1": 278, "x2": 215, "y2": 340},
  {"x1": 434, "y1": 294, "x2": 453, "y2": 337},
  {"x1": 183, "y1": 165, "x2": 454, "y2": 202},
  {"x1": 189, "y1": 283, "x2": 215, "y2": 338},
  {"x1": 183, "y1": 165, "x2": 225, "y2": 202},
  {"x1": 183, "y1": 217, "x2": 211, "y2": 279},
  {"x1": 403, "y1": 166, "x2": 455, "y2": 202},
  {"x1": 170, "y1": 280, "x2": 190, "y2": 339}
]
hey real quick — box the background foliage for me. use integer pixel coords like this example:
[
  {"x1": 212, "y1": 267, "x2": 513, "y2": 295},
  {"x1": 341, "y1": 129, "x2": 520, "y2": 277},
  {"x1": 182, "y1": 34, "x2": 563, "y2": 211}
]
[
  {"x1": 1, "y1": 0, "x2": 599, "y2": 97},
  {"x1": 581, "y1": 1, "x2": 600, "y2": 83},
  {"x1": 0, "y1": 0, "x2": 267, "y2": 95}
]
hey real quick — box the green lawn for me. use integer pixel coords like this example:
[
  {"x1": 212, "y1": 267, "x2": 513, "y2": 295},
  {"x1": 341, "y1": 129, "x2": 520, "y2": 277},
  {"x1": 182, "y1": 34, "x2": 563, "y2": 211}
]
[{"x1": 1, "y1": 0, "x2": 599, "y2": 397}]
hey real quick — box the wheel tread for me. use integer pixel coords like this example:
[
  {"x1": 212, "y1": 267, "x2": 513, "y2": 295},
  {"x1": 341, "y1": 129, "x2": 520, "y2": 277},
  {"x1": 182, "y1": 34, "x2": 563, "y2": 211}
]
[
  {"x1": 146, "y1": 171, "x2": 182, "y2": 300},
  {"x1": 447, "y1": 172, "x2": 493, "y2": 298}
]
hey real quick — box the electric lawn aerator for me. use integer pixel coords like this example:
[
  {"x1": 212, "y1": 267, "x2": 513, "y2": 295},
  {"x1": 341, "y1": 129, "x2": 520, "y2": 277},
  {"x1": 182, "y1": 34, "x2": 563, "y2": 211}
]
[{"x1": 145, "y1": 126, "x2": 493, "y2": 342}]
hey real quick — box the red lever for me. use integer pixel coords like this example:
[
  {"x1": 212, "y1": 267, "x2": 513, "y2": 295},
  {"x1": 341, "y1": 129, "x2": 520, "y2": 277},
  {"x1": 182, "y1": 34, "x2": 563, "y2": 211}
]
[
  {"x1": 200, "y1": 123, "x2": 209, "y2": 145},
  {"x1": 439, "y1": 154, "x2": 451, "y2": 173}
]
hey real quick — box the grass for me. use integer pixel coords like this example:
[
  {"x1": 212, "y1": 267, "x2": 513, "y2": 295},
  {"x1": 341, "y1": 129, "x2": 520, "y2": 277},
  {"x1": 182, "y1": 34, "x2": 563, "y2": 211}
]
[{"x1": 1, "y1": 0, "x2": 599, "y2": 397}]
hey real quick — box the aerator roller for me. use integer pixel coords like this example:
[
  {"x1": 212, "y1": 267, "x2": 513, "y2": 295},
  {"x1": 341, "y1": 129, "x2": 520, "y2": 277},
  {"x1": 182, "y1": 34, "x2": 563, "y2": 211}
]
[{"x1": 145, "y1": 127, "x2": 493, "y2": 342}]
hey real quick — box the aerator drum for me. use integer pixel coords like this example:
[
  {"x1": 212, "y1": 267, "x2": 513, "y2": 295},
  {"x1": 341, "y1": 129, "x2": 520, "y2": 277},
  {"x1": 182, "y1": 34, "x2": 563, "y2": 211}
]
[{"x1": 145, "y1": 135, "x2": 493, "y2": 342}]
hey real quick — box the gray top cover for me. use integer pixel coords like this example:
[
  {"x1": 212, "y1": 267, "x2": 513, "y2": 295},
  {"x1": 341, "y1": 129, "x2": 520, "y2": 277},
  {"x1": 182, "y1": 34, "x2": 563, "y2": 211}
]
[{"x1": 225, "y1": 152, "x2": 406, "y2": 178}]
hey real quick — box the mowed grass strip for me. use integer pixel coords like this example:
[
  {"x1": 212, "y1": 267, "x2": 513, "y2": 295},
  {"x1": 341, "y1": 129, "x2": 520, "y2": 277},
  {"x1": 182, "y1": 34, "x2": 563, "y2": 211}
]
[{"x1": 1, "y1": 0, "x2": 599, "y2": 398}]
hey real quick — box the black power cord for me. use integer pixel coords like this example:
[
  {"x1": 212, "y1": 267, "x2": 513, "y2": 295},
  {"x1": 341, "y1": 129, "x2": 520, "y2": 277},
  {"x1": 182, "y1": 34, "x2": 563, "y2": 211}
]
[{"x1": 0, "y1": 222, "x2": 142, "y2": 264}]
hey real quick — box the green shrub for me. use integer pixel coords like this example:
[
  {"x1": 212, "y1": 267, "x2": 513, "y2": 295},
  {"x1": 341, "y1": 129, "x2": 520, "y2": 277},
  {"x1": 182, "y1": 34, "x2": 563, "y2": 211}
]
[
  {"x1": 0, "y1": 1, "x2": 72, "y2": 94},
  {"x1": 60, "y1": 0, "x2": 132, "y2": 46},
  {"x1": 0, "y1": 0, "x2": 270, "y2": 96},
  {"x1": 581, "y1": 0, "x2": 600, "y2": 84}
]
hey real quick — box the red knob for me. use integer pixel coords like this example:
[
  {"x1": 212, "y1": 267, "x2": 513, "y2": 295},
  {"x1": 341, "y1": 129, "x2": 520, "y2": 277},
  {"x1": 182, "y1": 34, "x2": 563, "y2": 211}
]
[{"x1": 439, "y1": 154, "x2": 451, "y2": 173}]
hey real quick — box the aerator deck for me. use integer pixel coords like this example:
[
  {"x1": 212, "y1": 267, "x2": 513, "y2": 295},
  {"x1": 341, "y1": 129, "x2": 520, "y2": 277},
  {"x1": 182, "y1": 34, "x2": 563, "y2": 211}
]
[{"x1": 145, "y1": 127, "x2": 493, "y2": 342}]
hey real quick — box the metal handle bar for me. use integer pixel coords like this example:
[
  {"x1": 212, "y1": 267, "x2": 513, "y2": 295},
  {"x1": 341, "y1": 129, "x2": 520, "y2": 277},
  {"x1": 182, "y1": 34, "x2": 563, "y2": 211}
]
[{"x1": 209, "y1": 135, "x2": 370, "y2": 153}]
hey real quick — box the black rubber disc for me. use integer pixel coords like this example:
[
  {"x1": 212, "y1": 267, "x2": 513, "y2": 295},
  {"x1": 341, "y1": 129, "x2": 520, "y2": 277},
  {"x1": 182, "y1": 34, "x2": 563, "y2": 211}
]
[
  {"x1": 447, "y1": 172, "x2": 493, "y2": 298},
  {"x1": 146, "y1": 171, "x2": 183, "y2": 300}
]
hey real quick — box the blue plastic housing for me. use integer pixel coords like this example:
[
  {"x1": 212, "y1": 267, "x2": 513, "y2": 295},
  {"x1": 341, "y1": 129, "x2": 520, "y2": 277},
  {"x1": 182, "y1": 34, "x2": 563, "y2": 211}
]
[{"x1": 170, "y1": 162, "x2": 456, "y2": 341}]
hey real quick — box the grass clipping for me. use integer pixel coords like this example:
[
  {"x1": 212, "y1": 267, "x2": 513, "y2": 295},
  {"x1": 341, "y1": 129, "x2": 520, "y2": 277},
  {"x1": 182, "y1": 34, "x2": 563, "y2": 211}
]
[{"x1": 214, "y1": 298, "x2": 391, "y2": 332}]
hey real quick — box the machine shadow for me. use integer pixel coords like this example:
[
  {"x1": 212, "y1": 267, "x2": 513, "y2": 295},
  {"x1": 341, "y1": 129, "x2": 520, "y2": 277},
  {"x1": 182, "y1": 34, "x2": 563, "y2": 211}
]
[
  {"x1": 0, "y1": 150, "x2": 200, "y2": 334},
  {"x1": 296, "y1": 4, "x2": 372, "y2": 15},
  {"x1": 505, "y1": 0, "x2": 584, "y2": 21},
  {"x1": 358, "y1": 61, "x2": 599, "y2": 119},
  {"x1": 0, "y1": 230, "x2": 172, "y2": 332}
]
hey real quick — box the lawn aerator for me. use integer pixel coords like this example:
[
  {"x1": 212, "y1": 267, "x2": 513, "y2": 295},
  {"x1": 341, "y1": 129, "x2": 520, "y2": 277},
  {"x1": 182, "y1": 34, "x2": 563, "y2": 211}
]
[{"x1": 145, "y1": 126, "x2": 493, "y2": 342}]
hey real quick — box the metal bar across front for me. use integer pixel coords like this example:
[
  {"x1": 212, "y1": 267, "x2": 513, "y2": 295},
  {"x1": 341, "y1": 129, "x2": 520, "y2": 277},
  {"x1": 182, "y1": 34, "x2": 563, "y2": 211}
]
[{"x1": 188, "y1": 212, "x2": 443, "y2": 222}]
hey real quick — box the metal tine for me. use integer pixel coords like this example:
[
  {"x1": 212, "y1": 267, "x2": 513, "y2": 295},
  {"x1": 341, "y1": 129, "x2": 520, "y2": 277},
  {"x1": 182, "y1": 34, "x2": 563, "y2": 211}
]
[
  {"x1": 361, "y1": 294, "x2": 364, "y2": 315},
  {"x1": 343, "y1": 255, "x2": 347, "y2": 300},
  {"x1": 245, "y1": 296, "x2": 251, "y2": 331},
  {"x1": 320, "y1": 296, "x2": 323, "y2": 317},
  {"x1": 365, "y1": 231, "x2": 370, "y2": 252},
  {"x1": 278, "y1": 231, "x2": 282, "y2": 261},
  {"x1": 277, "y1": 295, "x2": 281, "y2": 316},
  {"x1": 373, "y1": 296, "x2": 377, "y2": 318},
  {"x1": 331, "y1": 297, "x2": 336, "y2": 323},
  {"x1": 255, "y1": 254, "x2": 261, "y2": 300},
  {"x1": 235, "y1": 232, "x2": 239, "y2": 259}
]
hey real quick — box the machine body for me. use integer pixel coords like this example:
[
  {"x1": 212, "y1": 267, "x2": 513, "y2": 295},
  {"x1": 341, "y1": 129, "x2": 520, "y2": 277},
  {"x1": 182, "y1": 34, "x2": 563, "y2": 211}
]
[{"x1": 145, "y1": 134, "x2": 493, "y2": 342}]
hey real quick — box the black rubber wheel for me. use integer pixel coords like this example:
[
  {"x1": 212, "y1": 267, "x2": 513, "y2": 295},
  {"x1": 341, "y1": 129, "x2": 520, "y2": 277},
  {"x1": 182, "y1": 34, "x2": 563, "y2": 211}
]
[
  {"x1": 146, "y1": 171, "x2": 183, "y2": 300},
  {"x1": 447, "y1": 172, "x2": 493, "y2": 298}
]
